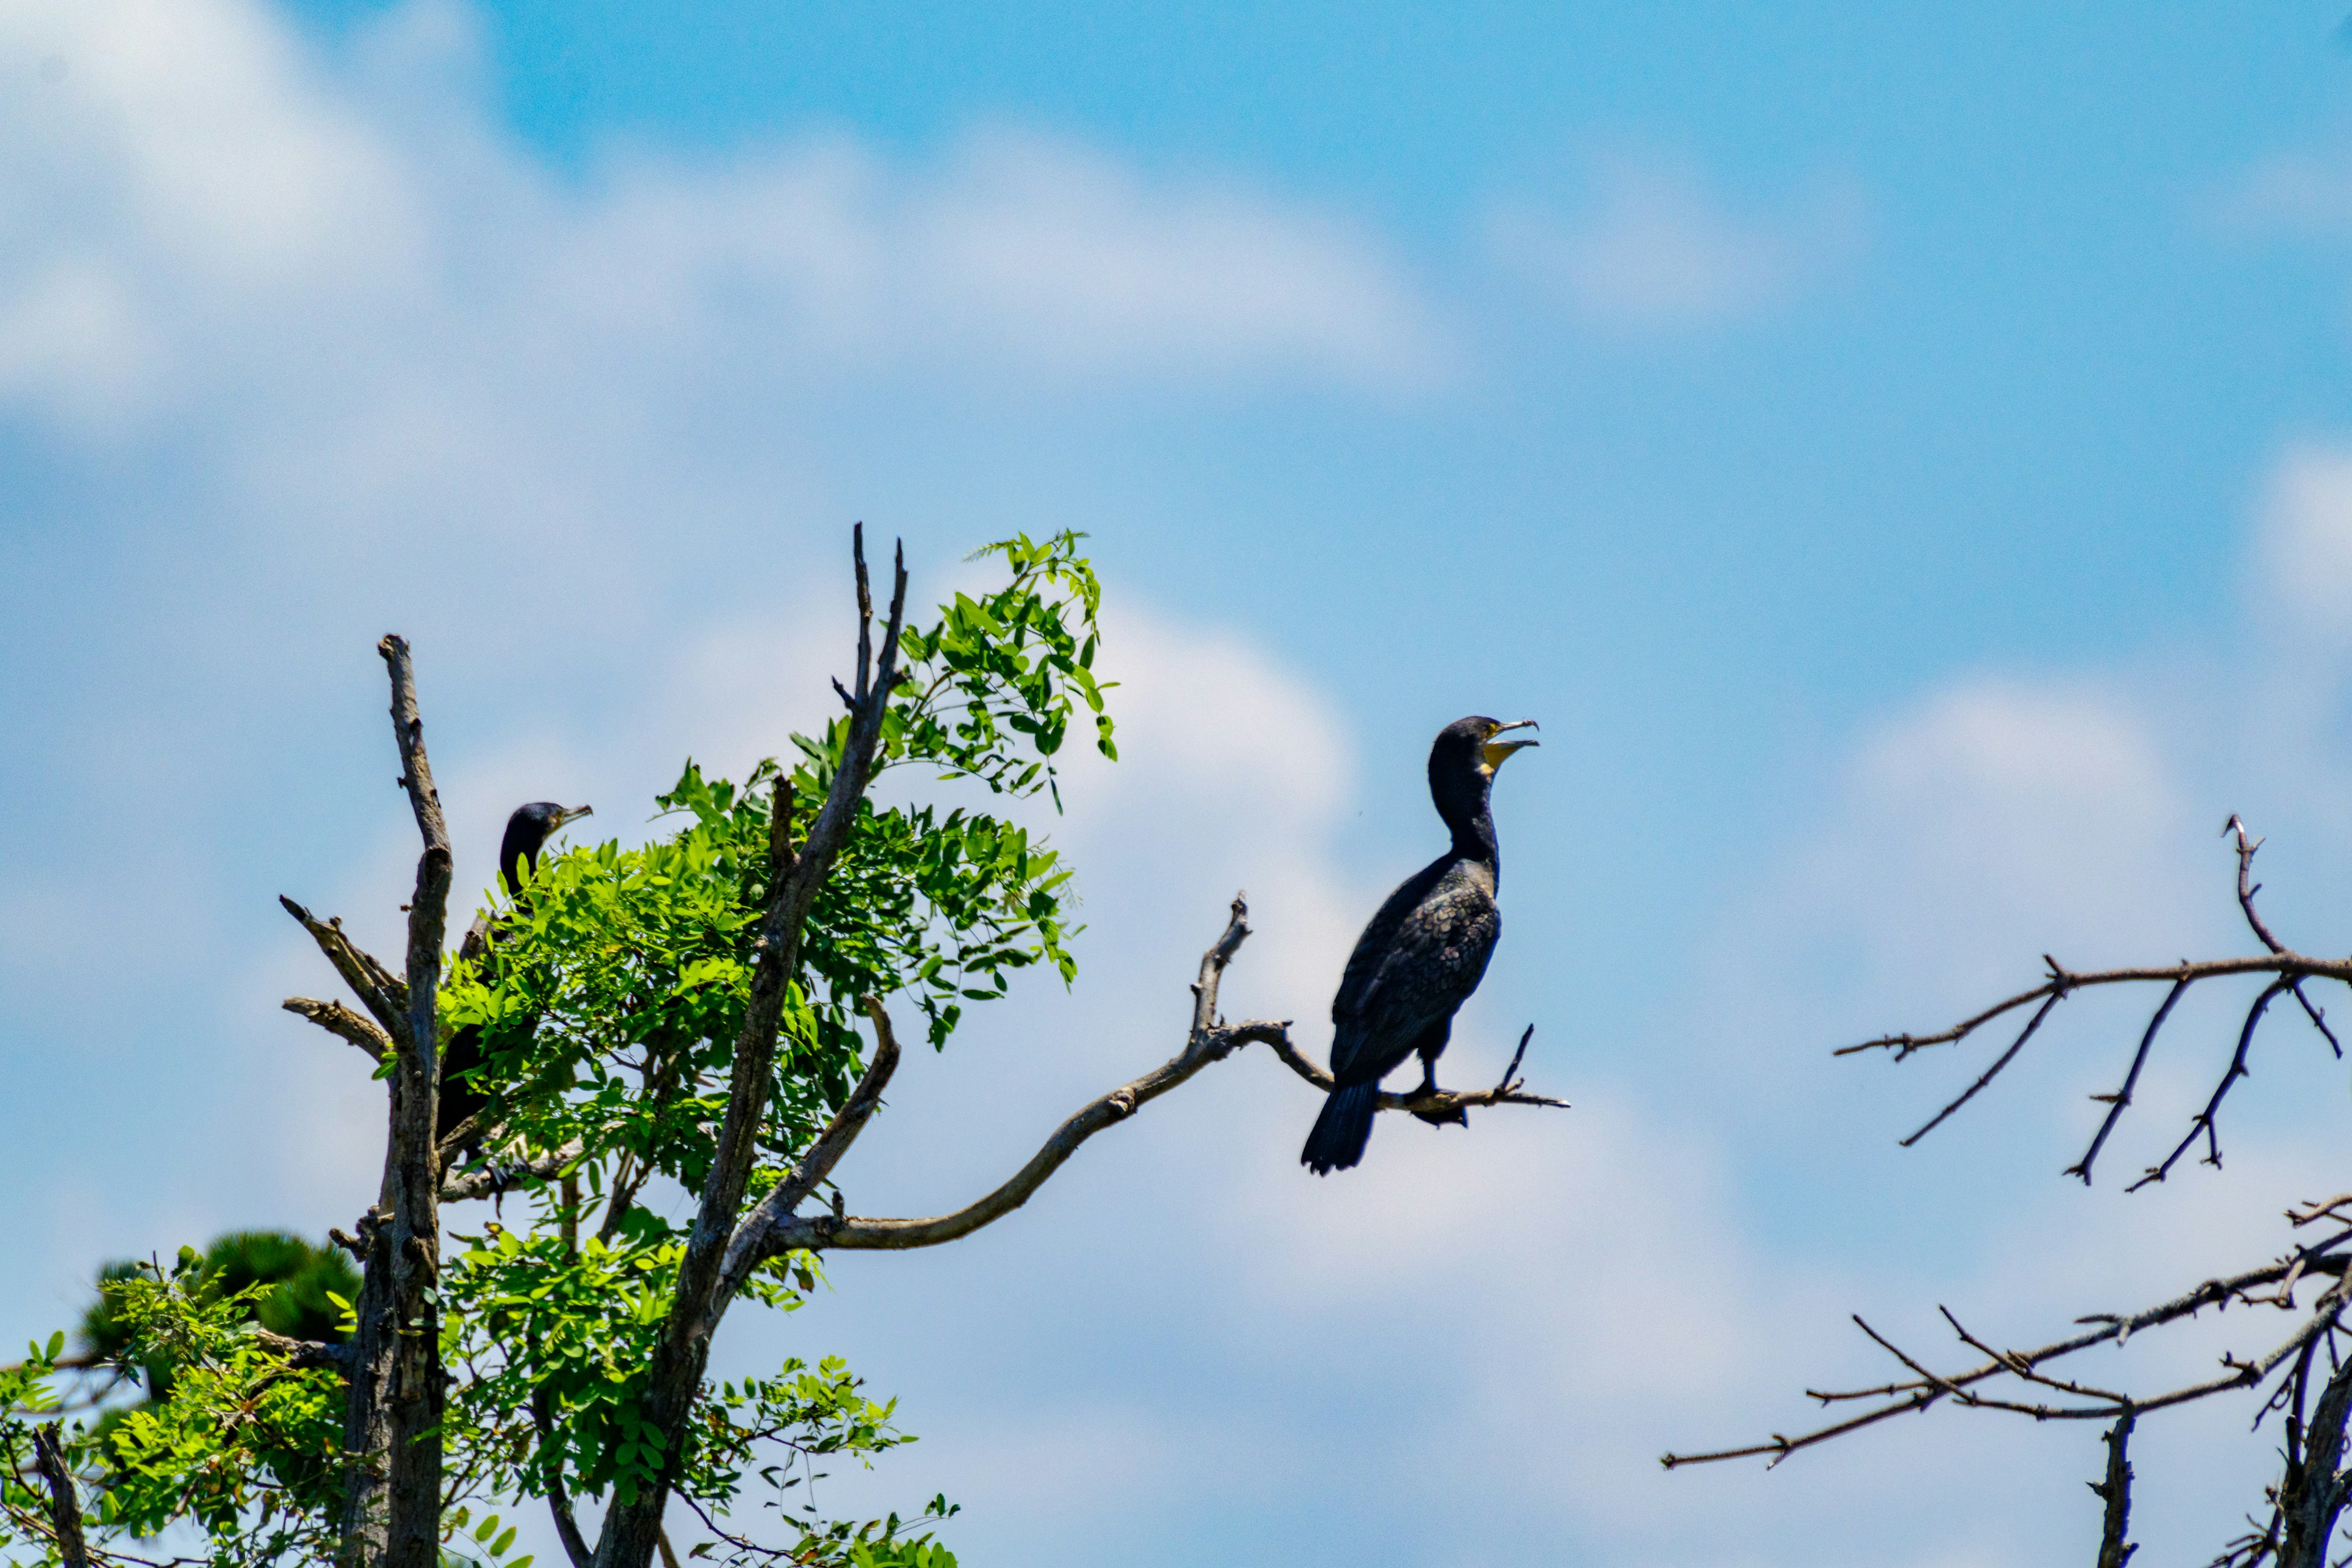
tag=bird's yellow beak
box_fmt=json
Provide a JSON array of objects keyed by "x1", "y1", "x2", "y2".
[
  {"x1": 1482, "y1": 720, "x2": 1539, "y2": 772},
  {"x1": 554, "y1": 804, "x2": 594, "y2": 829}
]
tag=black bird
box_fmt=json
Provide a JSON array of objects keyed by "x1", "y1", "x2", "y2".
[
  {"x1": 440, "y1": 801, "x2": 592, "y2": 1152},
  {"x1": 498, "y1": 802, "x2": 594, "y2": 905},
  {"x1": 1302, "y1": 717, "x2": 1537, "y2": 1175}
]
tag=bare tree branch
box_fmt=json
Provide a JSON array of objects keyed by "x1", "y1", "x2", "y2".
[
  {"x1": 595, "y1": 528, "x2": 911, "y2": 1568},
  {"x1": 2067, "y1": 978, "x2": 2185, "y2": 1185},
  {"x1": 1839, "y1": 955, "x2": 2352, "y2": 1063},
  {"x1": 2225, "y1": 816, "x2": 2341, "y2": 1060},
  {"x1": 2092, "y1": 1407, "x2": 2137, "y2": 1568},
  {"x1": 284, "y1": 997, "x2": 391, "y2": 1063},
  {"x1": 1665, "y1": 1251, "x2": 2352, "y2": 1469},
  {"x1": 712, "y1": 998, "x2": 905, "y2": 1329},
  {"x1": 435, "y1": 1138, "x2": 585, "y2": 1204},
  {"x1": 1259, "y1": 1022, "x2": 1569, "y2": 1117},
  {"x1": 314, "y1": 635, "x2": 455, "y2": 1568},
  {"x1": 757, "y1": 896, "x2": 1279, "y2": 1256},
  {"x1": 2279, "y1": 1337, "x2": 2352, "y2": 1568},
  {"x1": 1898, "y1": 986, "x2": 2065, "y2": 1148},
  {"x1": 755, "y1": 895, "x2": 1564, "y2": 1261},
  {"x1": 531, "y1": 1387, "x2": 593, "y2": 1568},
  {"x1": 252, "y1": 1329, "x2": 360, "y2": 1376},
  {"x1": 1844, "y1": 821, "x2": 2352, "y2": 1196},
  {"x1": 2128, "y1": 979, "x2": 2291, "y2": 1193},
  {"x1": 31, "y1": 1423, "x2": 91, "y2": 1568},
  {"x1": 277, "y1": 899, "x2": 410, "y2": 1053}
]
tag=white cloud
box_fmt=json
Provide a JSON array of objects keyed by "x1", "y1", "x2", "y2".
[
  {"x1": 0, "y1": 0, "x2": 1447, "y2": 434},
  {"x1": 2254, "y1": 443, "x2": 2352, "y2": 645},
  {"x1": 1487, "y1": 152, "x2": 1866, "y2": 333}
]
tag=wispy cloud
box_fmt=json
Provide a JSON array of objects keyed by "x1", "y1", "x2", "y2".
[
  {"x1": 1486, "y1": 151, "x2": 1867, "y2": 333},
  {"x1": 0, "y1": 0, "x2": 1452, "y2": 435}
]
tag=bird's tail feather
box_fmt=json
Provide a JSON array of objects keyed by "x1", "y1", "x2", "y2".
[{"x1": 1302, "y1": 1081, "x2": 1381, "y2": 1175}]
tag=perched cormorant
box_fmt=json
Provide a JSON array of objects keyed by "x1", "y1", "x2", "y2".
[
  {"x1": 1301, "y1": 717, "x2": 1536, "y2": 1175},
  {"x1": 498, "y1": 802, "x2": 593, "y2": 904},
  {"x1": 441, "y1": 802, "x2": 591, "y2": 1150}
]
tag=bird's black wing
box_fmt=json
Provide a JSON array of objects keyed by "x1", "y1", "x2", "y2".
[
  {"x1": 1332, "y1": 856, "x2": 1449, "y2": 1025},
  {"x1": 1329, "y1": 860, "x2": 1500, "y2": 1087}
]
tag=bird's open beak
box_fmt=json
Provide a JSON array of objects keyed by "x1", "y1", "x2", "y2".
[
  {"x1": 555, "y1": 804, "x2": 594, "y2": 829},
  {"x1": 1482, "y1": 720, "x2": 1539, "y2": 771}
]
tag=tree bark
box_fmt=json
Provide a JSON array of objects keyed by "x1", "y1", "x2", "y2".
[
  {"x1": 326, "y1": 636, "x2": 454, "y2": 1568},
  {"x1": 31, "y1": 1423, "x2": 91, "y2": 1568},
  {"x1": 592, "y1": 531, "x2": 907, "y2": 1568}
]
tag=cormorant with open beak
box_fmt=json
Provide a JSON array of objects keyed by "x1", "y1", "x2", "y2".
[{"x1": 1302, "y1": 717, "x2": 1537, "y2": 1175}]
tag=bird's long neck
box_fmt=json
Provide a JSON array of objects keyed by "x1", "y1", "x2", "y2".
[{"x1": 1440, "y1": 777, "x2": 1499, "y2": 875}]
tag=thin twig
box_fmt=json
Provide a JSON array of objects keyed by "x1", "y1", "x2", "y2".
[
  {"x1": 2128, "y1": 979, "x2": 2290, "y2": 1191},
  {"x1": 1899, "y1": 987, "x2": 2066, "y2": 1147},
  {"x1": 2067, "y1": 977, "x2": 2188, "y2": 1184}
]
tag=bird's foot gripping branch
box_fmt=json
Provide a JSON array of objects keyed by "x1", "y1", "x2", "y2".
[
  {"x1": 1666, "y1": 817, "x2": 2352, "y2": 1568},
  {"x1": 1, "y1": 529, "x2": 1567, "y2": 1568}
]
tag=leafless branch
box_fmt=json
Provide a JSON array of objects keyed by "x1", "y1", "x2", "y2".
[
  {"x1": 1898, "y1": 986, "x2": 2065, "y2": 1148},
  {"x1": 1845, "y1": 820, "x2": 2351, "y2": 1191},
  {"x1": 710, "y1": 998, "x2": 906, "y2": 1331},
  {"x1": 438, "y1": 1139, "x2": 584, "y2": 1205},
  {"x1": 1840, "y1": 955, "x2": 2352, "y2": 1062},
  {"x1": 277, "y1": 898, "x2": 410, "y2": 1053},
  {"x1": 2294, "y1": 1197, "x2": 2352, "y2": 1231},
  {"x1": 2128, "y1": 979, "x2": 2291, "y2": 1192},
  {"x1": 1664, "y1": 1250, "x2": 2352, "y2": 1469},
  {"x1": 284, "y1": 997, "x2": 391, "y2": 1063},
  {"x1": 31, "y1": 1423, "x2": 91, "y2": 1568},
  {"x1": 251, "y1": 1329, "x2": 359, "y2": 1376},
  {"x1": 530, "y1": 1386, "x2": 593, "y2": 1568},
  {"x1": 596, "y1": 527, "x2": 913, "y2": 1568},
  {"x1": 751, "y1": 895, "x2": 1564, "y2": 1261},
  {"x1": 2092, "y1": 1407, "x2": 2138, "y2": 1568},
  {"x1": 1259, "y1": 1025, "x2": 1570, "y2": 1117},
  {"x1": 2067, "y1": 978, "x2": 2185, "y2": 1184}
]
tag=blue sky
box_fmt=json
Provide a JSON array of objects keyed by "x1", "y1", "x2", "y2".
[{"x1": 10, "y1": 1, "x2": 2352, "y2": 1563}]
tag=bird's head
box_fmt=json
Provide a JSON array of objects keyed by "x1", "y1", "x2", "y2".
[
  {"x1": 514, "y1": 801, "x2": 594, "y2": 840},
  {"x1": 1434, "y1": 716, "x2": 1540, "y2": 779},
  {"x1": 1428, "y1": 717, "x2": 1537, "y2": 837},
  {"x1": 500, "y1": 802, "x2": 594, "y2": 897}
]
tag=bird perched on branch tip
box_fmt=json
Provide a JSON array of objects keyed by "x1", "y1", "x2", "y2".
[{"x1": 1302, "y1": 717, "x2": 1536, "y2": 1175}]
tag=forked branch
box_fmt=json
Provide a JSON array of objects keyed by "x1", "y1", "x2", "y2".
[
  {"x1": 1840, "y1": 818, "x2": 2349, "y2": 1186},
  {"x1": 752, "y1": 894, "x2": 1565, "y2": 1262}
]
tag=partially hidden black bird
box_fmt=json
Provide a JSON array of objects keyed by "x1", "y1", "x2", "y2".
[
  {"x1": 440, "y1": 801, "x2": 592, "y2": 1154},
  {"x1": 1301, "y1": 717, "x2": 1537, "y2": 1175}
]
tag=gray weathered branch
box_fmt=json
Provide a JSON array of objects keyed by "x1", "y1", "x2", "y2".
[
  {"x1": 253, "y1": 1329, "x2": 361, "y2": 1376},
  {"x1": 322, "y1": 635, "x2": 456, "y2": 1568},
  {"x1": 712, "y1": 998, "x2": 905, "y2": 1329},
  {"x1": 279, "y1": 899, "x2": 411, "y2": 1054},
  {"x1": 1261, "y1": 1022, "x2": 1569, "y2": 1117},
  {"x1": 1665, "y1": 1250, "x2": 2352, "y2": 1469},
  {"x1": 31, "y1": 1424, "x2": 91, "y2": 1568},
  {"x1": 756, "y1": 894, "x2": 1561, "y2": 1261},
  {"x1": 2091, "y1": 1408, "x2": 2136, "y2": 1568},
  {"x1": 438, "y1": 1139, "x2": 586, "y2": 1204},
  {"x1": 594, "y1": 528, "x2": 911, "y2": 1568},
  {"x1": 285, "y1": 997, "x2": 392, "y2": 1063}
]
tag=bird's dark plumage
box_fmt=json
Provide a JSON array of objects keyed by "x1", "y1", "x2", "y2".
[
  {"x1": 499, "y1": 801, "x2": 592, "y2": 903},
  {"x1": 442, "y1": 801, "x2": 591, "y2": 1154},
  {"x1": 1302, "y1": 716, "x2": 1536, "y2": 1175}
]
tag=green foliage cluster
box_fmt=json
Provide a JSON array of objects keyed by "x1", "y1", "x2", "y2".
[
  {"x1": 77, "y1": 1232, "x2": 358, "y2": 1406},
  {"x1": 3, "y1": 1251, "x2": 345, "y2": 1567},
  {"x1": 1, "y1": 533, "x2": 1117, "y2": 1567}
]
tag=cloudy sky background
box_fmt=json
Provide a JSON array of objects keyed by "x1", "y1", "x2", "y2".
[{"x1": 11, "y1": 1, "x2": 2352, "y2": 1562}]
